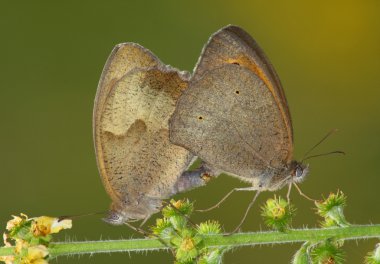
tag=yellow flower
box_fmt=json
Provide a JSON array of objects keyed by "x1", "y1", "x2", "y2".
[
  {"x1": 21, "y1": 245, "x2": 49, "y2": 264},
  {"x1": 0, "y1": 255, "x2": 14, "y2": 264},
  {"x1": 32, "y1": 217, "x2": 72, "y2": 236},
  {"x1": 15, "y1": 239, "x2": 29, "y2": 254},
  {"x1": 181, "y1": 237, "x2": 195, "y2": 251},
  {"x1": 3, "y1": 233, "x2": 11, "y2": 247},
  {"x1": 50, "y1": 218, "x2": 72, "y2": 234},
  {"x1": 172, "y1": 200, "x2": 183, "y2": 209},
  {"x1": 6, "y1": 214, "x2": 28, "y2": 231}
]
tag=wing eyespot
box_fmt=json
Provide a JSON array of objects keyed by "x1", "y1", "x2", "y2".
[{"x1": 198, "y1": 116, "x2": 204, "y2": 121}]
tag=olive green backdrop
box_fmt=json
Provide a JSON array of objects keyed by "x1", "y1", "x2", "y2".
[{"x1": 1, "y1": 1, "x2": 379, "y2": 263}]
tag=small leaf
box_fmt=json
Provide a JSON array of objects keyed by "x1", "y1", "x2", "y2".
[
  {"x1": 162, "y1": 200, "x2": 194, "y2": 230},
  {"x1": 198, "y1": 248, "x2": 225, "y2": 264},
  {"x1": 311, "y1": 239, "x2": 345, "y2": 264},
  {"x1": 197, "y1": 221, "x2": 221, "y2": 235},
  {"x1": 292, "y1": 242, "x2": 311, "y2": 264},
  {"x1": 316, "y1": 191, "x2": 350, "y2": 227},
  {"x1": 365, "y1": 243, "x2": 380, "y2": 264},
  {"x1": 172, "y1": 229, "x2": 203, "y2": 263},
  {"x1": 162, "y1": 199, "x2": 194, "y2": 218},
  {"x1": 150, "y1": 218, "x2": 173, "y2": 237}
]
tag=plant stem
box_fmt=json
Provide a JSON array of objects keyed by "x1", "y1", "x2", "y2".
[{"x1": 1, "y1": 224, "x2": 379, "y2": 257}]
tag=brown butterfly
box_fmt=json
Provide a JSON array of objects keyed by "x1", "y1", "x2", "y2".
[
  {"x1": 169, "y1": 25, "x2": 311, "y2": 232},
  {"x1": 93, "y1": 43, "x2": 208, "y2": 226}
]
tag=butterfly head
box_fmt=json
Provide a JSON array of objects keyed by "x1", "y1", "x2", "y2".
[
  {"x1": 289, "y1": 160, "x2": 309, "y2": 184},
  {"x1": 102, "y1": 203, "x2": 138, "y2": 225},
  {"x1": 102, "y1": 208, "x2": 127, "y2": 225}
]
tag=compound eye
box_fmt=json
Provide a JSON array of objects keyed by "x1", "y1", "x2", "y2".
[
  {"x1": 103, "y1": 211, "x2": 123, "y2": 225},
  {"x1": 110, "y1": 213, "x2": 121, "y2": 221},
  {"x1": 295, "y1": 166, "x2": 304, "y2": 178}
]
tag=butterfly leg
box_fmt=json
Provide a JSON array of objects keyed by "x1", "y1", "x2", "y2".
[
  {"x1": 125, "y1": 221, "x2": 175, "y2": 255},
  {"x1": 287, "y1": 183, "x2": 292, "y2": 204},
  {"x1": 294, "y1": 183, "x2": 316, "y2": 202},
  {"x1": 139, "y1": 215, "x2": 151, "y2": 228},
  {"x1": 197, "y1": 186, "x2": 258, "y2": 213},
  {"x1": 124, "y1": 221, "x2": 150, "y2": 237},
  {"x1": 226, "y1": 191, "x2": 261, "y2": 235}
]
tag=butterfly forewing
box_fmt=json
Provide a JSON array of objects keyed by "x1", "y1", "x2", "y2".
[
  {"x1": 94, "y1": 43, "x2": 162, "y2": 203},
  {"x1": 191, "y1": 25, "x2": 293, "y2": 157},
  {"x1": 94, "y1": 43, "x2": 195, "y2": 218},
  {"x1": 170, "y1": 65, "x2": 289, "y2": 182},
  {"x1": 99, "y1": 67, "x2": 193, "y2": 204}
]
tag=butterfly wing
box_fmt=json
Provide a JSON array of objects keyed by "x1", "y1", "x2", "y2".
[
  {"x1": 94, "y1": 44, "x2": 193, "y2": 216},
  {"x1": 193, "y1": 25, "x2": 293, "y2": 146},
  {"x1": 170, "y1": 26, "x2": 293, "y2": 183}
]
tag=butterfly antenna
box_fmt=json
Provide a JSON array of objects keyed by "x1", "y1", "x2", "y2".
[
  {"x1": 58, "y1": 211, "x2": 106, "y2": 221},
  {"x1": 301, "y1": 129, "x2": 339, "y2": 162},
  {"x1": 302, "y1": 150, "x2": 345, "y2": 162}
]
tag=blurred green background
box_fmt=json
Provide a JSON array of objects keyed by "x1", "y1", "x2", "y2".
[{"x1": 1, "y1": 1, "x2": 379, "y2": 263}]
